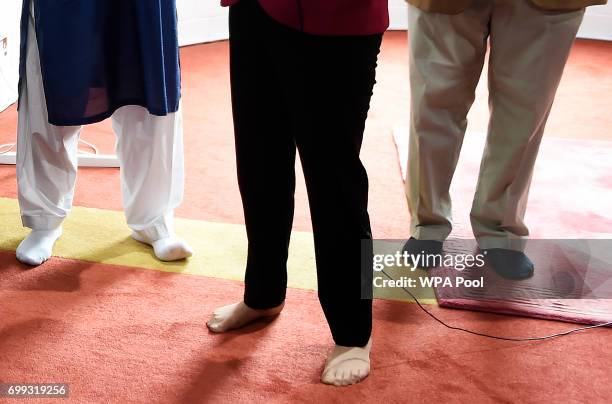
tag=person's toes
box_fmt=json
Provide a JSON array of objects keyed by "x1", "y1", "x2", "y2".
[
  {"x1": 131, "y1": 231, "x2": 193, "y2": 262},
  {"x1": 335, "y1": 371, "x2": 346, "y2": 387},
  {"x1": 206, "y1": 320, "x2": 222, "y2": 333},
  {"x1": 153, "y1": 238, "x2": 193, "y2": 261},
  {"x1": 16, "y1": 252, "x2": 42, "y2": 266},
  {"x1": 322, "y1": 367, "x2": 334, "y2": 384},
  {"x1": 322, "y1": 341, "x2": 371, "y2": 387}
]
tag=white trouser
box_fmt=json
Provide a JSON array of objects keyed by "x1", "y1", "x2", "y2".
[{"x1": 17, "y1": 7, "x2": 185, "y2": 241}]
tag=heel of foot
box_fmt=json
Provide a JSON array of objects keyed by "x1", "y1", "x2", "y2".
[{"x1": 131, "y1": 231, "x2": 147, "y2": 245}]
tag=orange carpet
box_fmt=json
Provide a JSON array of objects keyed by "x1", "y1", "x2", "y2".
[{"x1": 1, "y1": 251, "x2": 610, "y2": 403}]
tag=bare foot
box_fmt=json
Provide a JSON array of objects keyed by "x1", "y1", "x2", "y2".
[
  {"x1": 206, "y1": 301, "x2": 284, "y2": 333},
  {"x1": 321, "y1": 338, "x2": 372, "y2": 386}
]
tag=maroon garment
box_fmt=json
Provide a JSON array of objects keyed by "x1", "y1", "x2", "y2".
[{"x1": 220, "y1": 0, "x2": 389, "y2": 35}]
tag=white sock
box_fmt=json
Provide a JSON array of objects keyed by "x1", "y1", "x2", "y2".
[
  {"x1": 16, "y1": 227, "x2": 63, "y2": 266},
  {"x1": 131, "y1": 231, "x2": 193, "y2": 262},
  {"x1": 207, "y1": 301, "x2": 284, "y2": 333},
  {"x1": 321, "y1": 338, "x2": 372, "y2": 387}
]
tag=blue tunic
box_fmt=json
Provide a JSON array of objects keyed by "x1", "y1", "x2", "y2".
[{"x1": 19, "y1": 0, "x2": 181, "y2": 126}]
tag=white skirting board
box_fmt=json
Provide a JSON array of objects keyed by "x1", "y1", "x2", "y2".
[{"x1": 0, "y1": 152, "x2": 120, "y2": 167}]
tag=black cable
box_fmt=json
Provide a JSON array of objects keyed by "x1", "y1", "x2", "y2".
[{"x1": 380, "y1": 269, "x2": 612, "y2": 341}]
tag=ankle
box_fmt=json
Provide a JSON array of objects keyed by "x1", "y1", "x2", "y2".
[
  {"x1": 245, "y1": 301, "x2": 285, "y2": 315},
  {"x1": 32, "y1": 226, "x2": 63, "y2": 235}
]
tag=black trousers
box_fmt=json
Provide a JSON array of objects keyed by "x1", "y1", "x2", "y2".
[{"x1": 229, "y1": 0, "x2": 382, "y2": 347}]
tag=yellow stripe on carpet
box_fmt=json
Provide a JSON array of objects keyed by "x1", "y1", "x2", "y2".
[{"x1": 0, "y1": 197, "x2": 435, "y2": 303}]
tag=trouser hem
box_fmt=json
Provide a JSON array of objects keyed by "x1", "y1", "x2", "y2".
[
  {"x1": 244, "y1": 293, "x2": 286, "y2": 311},
  {"x1": 331, "y1": 325, "x2": 372, "y2": 348},
  {"x1": 129, "y1": 212, "x2": 174, "y2": 241},
  {"x1": 333, "y1": 336, "x2": 372, "y2": 348},
  {"x1": 21, "y1": 214, "x2": 65, "y2": 230},
  {"x1": 477, "y1": 237, "x2": 527, "y2": 252},
  {"x1": 412, "y1": 225, "x2": 451, "y2": 242}
]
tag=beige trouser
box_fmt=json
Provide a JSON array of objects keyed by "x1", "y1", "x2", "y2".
[{"x1": 406, "y1": 0, "x2": 585, "y2": 250}]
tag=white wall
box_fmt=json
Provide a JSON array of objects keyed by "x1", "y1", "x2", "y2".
[
  {"x1": 177, "y1": 0, "x2": 229, "y2": 46},
  {"x1": 176, "y1": 1, "x2": 612, "y2": 42},
  {"x1": 578, "y1": 3, "x2": 612, "y2": 40},
  {"x1": 0, "y1": 0, "x2": 21, "y2": 111},
  {"x1": 389, "y1": 1, "x2": 612, "y2": 40},
  {"x1": 389, "y1": 0, "x2": 409, "y2": 30}
]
